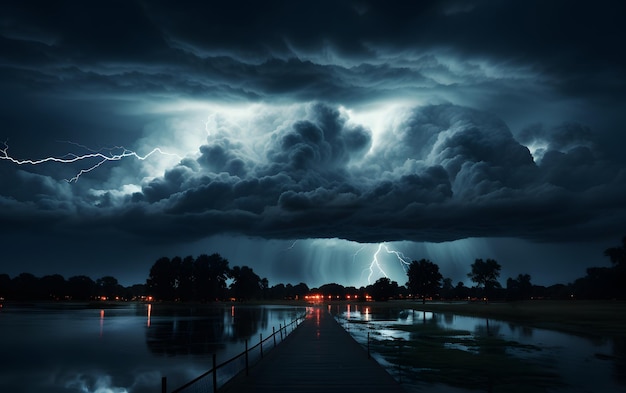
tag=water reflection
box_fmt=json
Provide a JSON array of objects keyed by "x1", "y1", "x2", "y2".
[
  {"x1": 333, "y1": 305, "x2": 626, "y2": 393},
  {"x1": 145, "y1": 305, "x2": 272, "y2": 357},
  {"x1": 0, "y1": 303, "x2": 304, "y2": 393},
  {"x1": 99, "y1": 309, "x2": 104, "y2": 337}
]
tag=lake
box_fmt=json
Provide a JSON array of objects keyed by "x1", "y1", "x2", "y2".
[
  {"x1": 3, "y1": 301, "x2": 625, "y2": 393},
  {"x1": 0, "y1": 302, "x2": 305, "y2": 393},
  {"x1": 331, "y1": 304, "x2": 626, "y2": 393}
]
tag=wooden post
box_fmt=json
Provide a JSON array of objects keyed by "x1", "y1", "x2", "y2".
[
  {"x1": 260, "y1": 333, "x2": 264, "y2": 358},
  {"x1": 245, "y1": 339, "x2": 249, "y2": 376},
  {"x1": 367, "y1": 331, "x2": 370, "y2": 359},
  {"x1": 273, "y1": 326, "x2": 276, "y2": 348},
  {"x1": 161, "y1": 376, "x2": 166, "y2": 393},
  {"x1": 279, "y1": 323, "x2": 283, "y2": 341},
  {"x1": 212, "y1": 354, "x2": 217, "y2": 392}
]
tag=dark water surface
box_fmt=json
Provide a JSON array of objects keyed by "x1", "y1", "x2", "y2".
[
  {"x1": 0, "y1": 302, "x2": 304, "y2": 393},
  {"x1": 332, "y1": 304, "x2": 626, "y2": 393}
]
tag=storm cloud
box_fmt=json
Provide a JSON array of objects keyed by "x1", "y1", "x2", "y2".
[
  {"x1": 3, "y1": 102, "x2": 624, "y2": 246},
  {"x1": 1, "y1": 0, "x2": 625, "y2": 285}
]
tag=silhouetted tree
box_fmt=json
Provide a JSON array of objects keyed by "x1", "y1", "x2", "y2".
[
  {"x1": 292, "y1": 282, "x2": 310, "y2": 299},
  {"x1": 175, "y1": 256, "x2": 195, "y2": 301},
  {"x1": 573, "y1": 267, "x2": 614, "y2": 299},
  {"x1": 371, "y1": 277, "x2": 399, "y2": 301},
  {"x1": 318, "y1": 283, "x2": 346, "y2": 300},
  {"x1": 441, "y1": 277, "x2": 454, "y2": 299},
  {"x1": 506, "y1": 274, "x2": 532, "y2": 300},
  {"x1": 260, "y1": 278, "x2": 269, "y2": 298},
  {"x1": 147, "y1": 257, "x2": 177, "y2": 301},
  {"x1": 96, "y1": 276, "x2": 124, "y2": 299},
  {"x1": 396, "y1": 284, "x2": 410, "y2": 298},
  {"x1": 406, "y1": 259, "x2": 443, "y2": 303},
  {"x1": 126, "y1": 283, "x2": 147, "y2": 299},
  {"x1": 455, "y1": 281, "x2": 470, "y2": 299},
  {"x1": 230, "y1": 266, "x2": 263, "y2": 300},
  {"x1": 40, "y1": 274, "x2": 66, "y2": 300},
  {"x1": 67, "y1": 275, "x2": 96, "y2": 300},
  {"x1": 544, "y1": 283, "x2": 572, "y2": 299},
  {"x1": 468, "y1": 258, "x2": 502, "y2": 301},
  {"x1": 269, "y1": 283, "x2": 286, "y2": 299},
  {"x1": 193, "y1": 253, "x2": 230, "y2": 301},
  {"x1": 344, "y1": 285, "x2": 360, "y2": 299},
  {"x1": 0, "y1": 273, "x2": 11, "y2": 298},
  {"x1": 12, "y1": 272, "x2": 40, "y2": 300}
]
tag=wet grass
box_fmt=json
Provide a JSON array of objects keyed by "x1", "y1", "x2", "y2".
[{"x1": 369, "y1": 322, "x2": 564, "y2": 392}]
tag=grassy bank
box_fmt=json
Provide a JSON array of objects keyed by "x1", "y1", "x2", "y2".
[{"x1": 348, "y1": 299, "x2": 626, "y2": 338}]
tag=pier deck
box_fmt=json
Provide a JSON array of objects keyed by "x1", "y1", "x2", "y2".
[{"x1": 220, "y1": 306, "x2": 404, "y2": 393}]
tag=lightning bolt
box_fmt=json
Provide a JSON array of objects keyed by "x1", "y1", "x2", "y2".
[
  {"x1": 285, "y1": 240, "x2": 298, "y2": 251},
  {"x1": 384, "y1": 244, "x2": 412, "y2": 273},
  {"x1": 352, "y1": 245, "x2": 365, "y2": 264},
  {"x1": 366, "y1": 243, "x2": 413, "y2": 284},
  {"x1": 367, "y1": 244, "x2": 388, "y2": 283},
  {"x1": 1, "y1": 140, "x2": 181, "y2": 183}
]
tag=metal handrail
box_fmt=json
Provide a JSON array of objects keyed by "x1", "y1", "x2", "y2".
[{"x1": 164, "y1": 313, "x2": 306, "y2": 393}]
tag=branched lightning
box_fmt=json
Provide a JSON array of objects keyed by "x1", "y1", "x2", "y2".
[
  {"x1": 367, "y1": 244, "x2": 388, "y2": 283},
  {"x1": 366, "y1": 243, "x2": 412, "y2": 284},
  {"x1": 384, "y1": 244, "x2": 412, "y2": 273},
  {"x1": 1, "y1": 140, "x2": 181, "y2": 183}
]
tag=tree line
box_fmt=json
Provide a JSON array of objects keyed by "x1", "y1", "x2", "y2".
[
  {"x1": 403, "y1": 236, "x2": 626, "y2": 301},
  {"x1": 1, "y1": 236, "x2": 624, "y2": 302},
  {"x1": 0, "y1": 273, "x2": 146, "y2": 301}
]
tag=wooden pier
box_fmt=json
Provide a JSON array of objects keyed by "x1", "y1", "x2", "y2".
[{"x1": 219, "y1": 306, "x2": 405, "y2": 393}]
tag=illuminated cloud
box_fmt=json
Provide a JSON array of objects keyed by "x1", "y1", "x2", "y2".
[{"x1": 5, "y1": 101, "x2": 622, "y2": 247}]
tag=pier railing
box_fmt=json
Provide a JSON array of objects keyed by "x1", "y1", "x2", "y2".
[{"x1": 162, "y1": 313, "x2": 306, "y2": 393}]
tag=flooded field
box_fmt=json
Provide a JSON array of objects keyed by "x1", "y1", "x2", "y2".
[{"x1": 332, "y1": 304, "x2": 626, "y2": 393}]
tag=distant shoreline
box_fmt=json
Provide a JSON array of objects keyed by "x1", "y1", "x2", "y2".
[{"x1": 4, "y1": 298, "x2": 625, "y2": 338}]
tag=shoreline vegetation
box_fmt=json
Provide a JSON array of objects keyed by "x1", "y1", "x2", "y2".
[{"x1": 339, "y1": 299, "x2": 626, "y2": 339}]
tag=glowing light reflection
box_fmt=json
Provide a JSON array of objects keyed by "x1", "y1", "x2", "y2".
[{"x1": 99, "y1": 309, "x2": 104, "y2": 337}]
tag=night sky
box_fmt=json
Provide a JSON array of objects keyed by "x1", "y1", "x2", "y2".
[{"x1": 1, "y1": 1, "x2": 625, "y2": 288}]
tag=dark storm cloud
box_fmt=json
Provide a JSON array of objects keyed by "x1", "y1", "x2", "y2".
[
  {"x1": 3, "y1": 0, "x2": 623, "y2": 107},
  {"x1": 6, "y1": 103, "x2": 622, "y2": 246},
  {"x1": 1, "y1": 0, "x2": 626, "y2": 284},
  {"x1": 143, "y1": 104, "x2": 626, "y2": 243}
]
